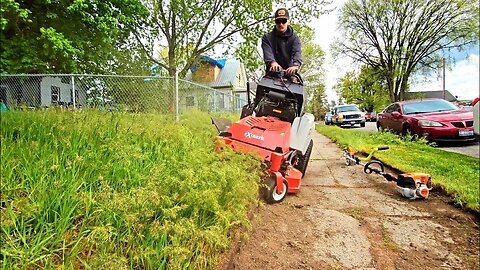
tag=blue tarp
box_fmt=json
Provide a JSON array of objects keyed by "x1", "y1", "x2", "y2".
[
  {"x1": 190, "y1": 56, "x2": 226, "y2": 73},
  {"x1": 201, "y1": 55, "x2": 226, "y2": 68},
  {"x1": 0, "y1": 103, "x2": 8, "y2": 112}
]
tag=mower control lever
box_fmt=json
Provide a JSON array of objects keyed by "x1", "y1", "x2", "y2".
[
  {"x1": 377, "y1": 146, "x2": 389, "y2": 151},
  {"x1": 267, "y1": 70, "x2": 303, "y2": 85}
]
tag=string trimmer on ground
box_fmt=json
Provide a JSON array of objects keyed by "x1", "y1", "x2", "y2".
[{"x1": 343, "y1": 146, "x2": 432, "y2": 199}]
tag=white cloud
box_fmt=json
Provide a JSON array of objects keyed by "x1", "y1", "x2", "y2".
[
  {"x1": 411, "y1": 54, "x2": 480, "y2": 100},
  {"x1": 312, "y1": 0, "x2": 350, "y2": 103}
]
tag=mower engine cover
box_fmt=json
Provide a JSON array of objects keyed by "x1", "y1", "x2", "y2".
[
  {"x1": 254, "y1": 74, "x2": 305, "y2": 123},
  {"x1": 227, "y1": 115, "x2": 292, "y2": 157},
  {"x1": 250, "y1": 72, "x2": 314, "y2": 155}
]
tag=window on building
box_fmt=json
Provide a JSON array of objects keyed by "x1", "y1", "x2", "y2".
[
  {"x1": 0, "y1": 86, "x2": 7, "y2": 103},
  {"x1": 60, "y1": 77, "x2": 68, "y2": 84},
  {"x1": 186, "y1": 96, "x2": 195, "y2": 107},
  {"x1": 51, "y1": 86, "x2": 60, "y2": 104},
  {"x1": 71, "y1": 89, "x2": 79, "y2": 103},
  {"x1": 218, "y1": 93, "x2": 225, "y2": 109}
]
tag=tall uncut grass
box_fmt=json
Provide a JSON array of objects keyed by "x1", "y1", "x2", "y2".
[
  {"x1": 1, "y1": 109, "x2": 263, "y2": 269},
  {"x1": 317, "y1": 124, "x2": 479, "y2": 211}
]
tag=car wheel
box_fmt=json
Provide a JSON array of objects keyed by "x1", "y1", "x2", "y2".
[
  {"x1": 360, "y1": 122, "x2": 365, "y2": 128},
  {"x1": 377, "y1": 123, "x2": 384, "y2": 132},
  {"x1": 403, "y1": 125, "x2": 418, "y2": 140}
]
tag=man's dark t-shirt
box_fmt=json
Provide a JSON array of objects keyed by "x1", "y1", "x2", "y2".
[{"x1": 261, "y1": 26, "x2": 302, "y2": 71}]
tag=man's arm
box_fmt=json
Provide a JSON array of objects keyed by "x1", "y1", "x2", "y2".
[
  {"x1": 291, "y1": 33, "x2": 302, "y2": 67},
  {"x1": 261, "y1": 34, "x2": 276, "y2": 65},
  {"x1": 285, "y1": 33, "x2": 302, "y2": 75}
]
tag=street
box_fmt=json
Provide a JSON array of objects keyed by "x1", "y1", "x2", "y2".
[{"x1": 346, "y1": 121, "x2": 479, "y2": 158}]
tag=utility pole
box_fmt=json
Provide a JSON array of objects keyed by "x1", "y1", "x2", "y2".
[{"x1": 442, "y1": 58, "x2": 446, "y2": 100}]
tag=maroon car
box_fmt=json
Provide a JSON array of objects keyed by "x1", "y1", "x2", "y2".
[{"x1": 377, "y1": 99, "x2": 475, "y2": 142}]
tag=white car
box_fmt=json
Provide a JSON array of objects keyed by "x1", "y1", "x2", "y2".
[{"x1": 332, "y1": 104, "x2": 365, "y2": 128}]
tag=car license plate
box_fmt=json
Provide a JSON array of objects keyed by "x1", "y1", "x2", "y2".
[{"x1": 459, "y1": 130, "x2": 473, "y2": 136}]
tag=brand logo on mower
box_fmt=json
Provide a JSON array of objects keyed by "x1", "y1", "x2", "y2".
[{"x1": 244, "y1": 132, "x2": 264, "y2": 141}]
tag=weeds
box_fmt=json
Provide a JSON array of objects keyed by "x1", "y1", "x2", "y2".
[
  {"x1": 1, "y1": 109, "x2": 263, "y2": 269},
  {"x1": 345, "y1": 207, "x2": 367, "y2": 225}
]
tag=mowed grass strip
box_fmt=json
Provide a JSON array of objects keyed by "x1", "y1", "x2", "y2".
[
  {"x1": 316, "y1": 124, "x2": 479, "y2": 211},
  {"x1": 1, "y1": 109, "x2": 263, "y2": 269}
]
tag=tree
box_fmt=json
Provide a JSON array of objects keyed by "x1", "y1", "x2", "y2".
[
  {"x1": 334, "y1": 65, "x2": 390, "y2": 112},
  {"x1": 135, "y1": 0, "x2": 332, "y2": 78},
  {"x1": 1, "y1": 0, "x2": 148, "y2": 74},
  {"x1": 110, "y1": 39, "x2": 156, "y2": 76},
  {"x1": 333, "y1": 0, "x2": 479, "y2": 102}
]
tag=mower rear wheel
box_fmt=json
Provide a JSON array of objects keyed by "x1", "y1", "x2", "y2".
[
  {"x1": 295, "y1": 139, "x2": 313, "y2": 178},
  {"x1": 262, "y1": 175, "x2": 288, "y2": 204}
]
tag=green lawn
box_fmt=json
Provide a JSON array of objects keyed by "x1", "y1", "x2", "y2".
[
  {"x1": 316, "y1": 124, "x2": 479, "y2": 212},
  {"x1": 1, "y1": 109, "x2": 263, "y2": 269}
]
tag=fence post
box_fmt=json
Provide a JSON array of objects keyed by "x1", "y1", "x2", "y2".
[
  {"x1": 71, "y1": 75, "x2": 76, "y2": 108},
  {"x1": 175, "y1": 71, "x2": 179, "y2": 121}
]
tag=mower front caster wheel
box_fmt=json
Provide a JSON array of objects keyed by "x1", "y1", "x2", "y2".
[{"x1": 262, "y1": 175, "x2": 288, "y2": 204}]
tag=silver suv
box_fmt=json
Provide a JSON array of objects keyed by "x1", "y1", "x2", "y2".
[{"x1": 332, "y1": 104, "x2": 365, "y2": 127}]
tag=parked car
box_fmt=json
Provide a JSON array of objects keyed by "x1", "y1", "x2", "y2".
[
  {"x1": 365, "y1": 111, "x2": 377, "y2": 122},
  {"x1": 324, "y1": 112, "x2": 333, "y2": 125},
  {"x1": 332, "y1": 104, "x2": 365, "y2": 127},
  {"x1": 473, "y1": 97, "x2": 479, "y2": 140},
  {"x1": 376, "y1": 98, "x2": 475, "y2": 142}
]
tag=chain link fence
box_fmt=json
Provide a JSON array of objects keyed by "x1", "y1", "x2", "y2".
[{"x1": 0, "y1": 74, "x2": 247, "y2": 118}]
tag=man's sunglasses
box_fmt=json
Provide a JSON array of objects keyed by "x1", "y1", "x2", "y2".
[{"x1": 275, "y1": 18, "x2": 287, "y2": 25}]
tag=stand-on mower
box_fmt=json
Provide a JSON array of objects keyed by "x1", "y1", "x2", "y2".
[{"x1": 212, "y1": 71, "x2": 315, "y2": 203}]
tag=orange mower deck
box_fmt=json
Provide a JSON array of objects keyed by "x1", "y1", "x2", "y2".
[{"x1": 216, "y1": 115, "x2": 303, "y2": 196}]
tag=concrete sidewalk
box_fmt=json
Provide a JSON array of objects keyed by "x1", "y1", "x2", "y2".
[{"x1": 228, "y1": 130, "x2": 478, "y2": 269}]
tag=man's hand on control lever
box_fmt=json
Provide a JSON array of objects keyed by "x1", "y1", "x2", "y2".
[
  {"x1": 269, "y1": 62, "x2": 282, "y2": 72},
  {"x1": 286, "y1": 65, "x2": 299, "y2": 75},
  {"x1": 270, "y1": 62, "x2": 299, "y2": 75}
]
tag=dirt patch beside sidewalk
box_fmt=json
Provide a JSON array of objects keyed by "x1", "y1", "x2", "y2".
[{"x1": 218, "y1": 131, "x2": 479, "y2": 270}]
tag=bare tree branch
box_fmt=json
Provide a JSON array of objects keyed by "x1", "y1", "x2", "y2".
[{"x1": 334, "y1": 0, "x2": 478, "y2": 102}]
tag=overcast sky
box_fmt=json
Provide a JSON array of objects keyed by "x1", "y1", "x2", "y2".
[{"x1": 312, "y1": 1, "x2": 479, "y2": 102}]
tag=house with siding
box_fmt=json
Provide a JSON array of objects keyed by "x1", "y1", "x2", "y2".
[
  {"x1": 406, "y1": 90, "x2": 457, "y2": 102},
  {"x1": 0, "y1": 76, "x2": 86, "y2": 108},
  {"x1": 185, "y1": 56, "x2": 250, "y2": 111}
]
